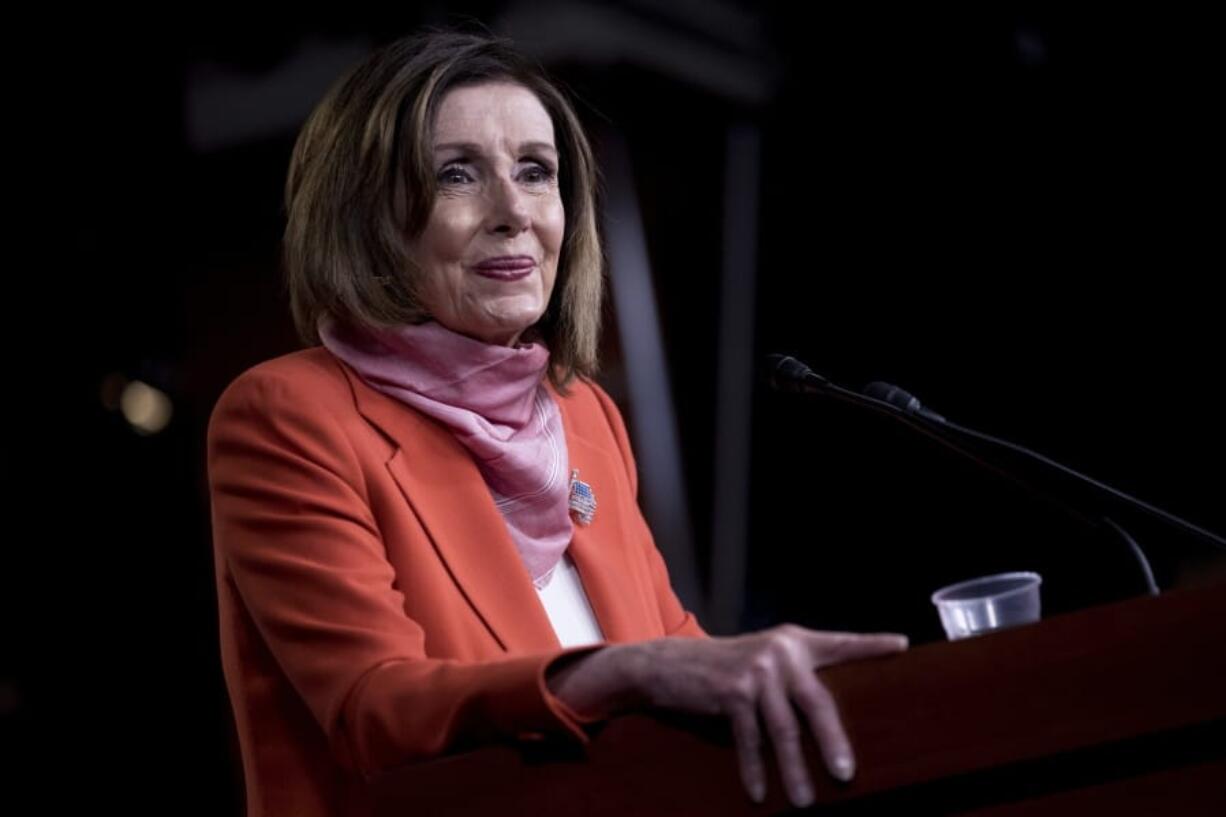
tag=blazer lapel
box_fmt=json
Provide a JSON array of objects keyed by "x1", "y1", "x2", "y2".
[
  {"x1": 341, "y1": 363, "x2": 561, "y2": 653},
  {"x1": 554, "y1": 387, "x2": 662, "y2": 643}
]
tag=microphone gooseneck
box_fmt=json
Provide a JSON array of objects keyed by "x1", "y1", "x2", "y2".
[{"x1": 764, "y1": 353, "x2": 1226, "y2": 595}]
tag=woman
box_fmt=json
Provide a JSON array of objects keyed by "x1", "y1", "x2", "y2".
[{"x1": 208, "y1": 29, "x2": 908, "y2": 817}]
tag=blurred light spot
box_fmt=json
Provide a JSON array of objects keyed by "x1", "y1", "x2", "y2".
[
  {"x1": 1015, "y1": 27, "x2": 1048, "y2": 67},
  {"x1": 120, "y1": 380, "x2": 173, "y2": 435},
  {"x1": 100, "y1": 372, "x2": 128, "y2": 411},
  {"x1": 0, "y1": 679, "x2": 18, "y2": 717}
]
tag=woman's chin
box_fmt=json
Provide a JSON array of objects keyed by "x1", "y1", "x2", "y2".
[{"x1": 464, "y1": 309, "x2": 545, "y2": 347}]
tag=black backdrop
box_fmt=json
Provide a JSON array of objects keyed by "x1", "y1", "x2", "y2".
[{"x1": 11, "y1": 5, "x2": 1223, "y2": 814}]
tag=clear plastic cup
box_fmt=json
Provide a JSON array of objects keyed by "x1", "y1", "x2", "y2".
[{"x1": 930, "y1": 571, "x2": 1043, "y2": 640}]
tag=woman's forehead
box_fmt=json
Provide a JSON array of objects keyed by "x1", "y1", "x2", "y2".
[{"x1": 432, "y1": 82, "x2": 555, "y2": 150}]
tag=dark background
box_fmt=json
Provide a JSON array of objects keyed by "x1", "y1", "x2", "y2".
[{"x1": 9, "y1": 4, "x2": 1223, "y2": 813}]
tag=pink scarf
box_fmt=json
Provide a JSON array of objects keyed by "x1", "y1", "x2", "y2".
[{"x1": 319, "y1": 317, "x2": 573, "y2": 589}]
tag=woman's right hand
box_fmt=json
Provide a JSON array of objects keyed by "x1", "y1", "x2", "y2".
[{"x1": 548, "y1": 625, "x2": 908, "y2": 809}]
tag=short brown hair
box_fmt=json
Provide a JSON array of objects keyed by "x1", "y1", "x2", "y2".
[{"x1": 284, "y1": 28, "x2": 604, "y2": 387}]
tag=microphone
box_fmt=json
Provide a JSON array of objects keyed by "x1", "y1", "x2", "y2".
[
  {"x1": 765, "y1": 354, "x2": 827, "y2": 394},
  {"x1": 764, "y1": 353, "x2": 1226, "y2": 589},
  {"x1": 863, "y1": 381, "x2": 947, "y2": 424},
  {"x1": 765, "y1": 355, "x2": 943, "y2": 423}
]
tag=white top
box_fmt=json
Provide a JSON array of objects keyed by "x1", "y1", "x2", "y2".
[{"x1": 536, "y1": 551, "x2": 606, "y2": 647}]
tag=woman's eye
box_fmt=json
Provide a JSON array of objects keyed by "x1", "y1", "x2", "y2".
[
  {"x1": 521, "y1": 164, "x2": 555, "y2": 184},
  {"x1": 438, "y1": 166, "x2": 472, "y2": 184},
  {"x1": 437, "y1": 162, "x2": 554, "y2": 186}
]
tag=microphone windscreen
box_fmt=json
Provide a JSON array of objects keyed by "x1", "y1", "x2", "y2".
[{"x1": 864, "y1": 381, "x2": 921, "y2": 413}]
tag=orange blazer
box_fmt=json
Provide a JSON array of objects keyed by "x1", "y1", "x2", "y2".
[{"x1": 207, "y1": 347, "x2": 707, "y2": 817}]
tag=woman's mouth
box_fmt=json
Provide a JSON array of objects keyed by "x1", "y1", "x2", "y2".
[{"x1": 473, "y1": 256, "x2": 535, "y2": 281}]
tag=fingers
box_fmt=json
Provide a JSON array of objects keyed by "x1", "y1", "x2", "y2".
[
  {"x1": 791, "y1": 672, "x2": 856, "y2": 783},
  {"x1": 728, "y1": 704, "x2": 767, "y2": 804},
  {"x1": 808, "y1": 631, "x2": 909, "y2": 667},
  {"x1": 708, "y1": 626, "x2": 909, "y2": 807},
  {"x1": 760, "y1": 681, "x2": 816, "y2": 808}
]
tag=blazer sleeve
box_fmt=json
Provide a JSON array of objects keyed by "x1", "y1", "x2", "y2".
[
  {"x1": 207, "y1": 367, "x2": 603, "y2": 781},
  {"x1": 587, "y1": 381, "x2": 709, "y2": 640}
]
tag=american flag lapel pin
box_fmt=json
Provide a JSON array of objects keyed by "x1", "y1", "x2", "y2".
[{"x1": 568, "y1": 469, "x2": 597, "y2": 526}]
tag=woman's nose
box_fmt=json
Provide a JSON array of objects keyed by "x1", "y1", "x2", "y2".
[{"x1": 485, "y1": 176, "x2": 532, "y2": 235}]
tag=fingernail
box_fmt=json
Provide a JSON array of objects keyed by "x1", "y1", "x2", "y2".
[
  {"x1": 833, "y1": 754, "x2": 855, "y2": 781},
  {"x1": 794, "y1": 782, "x2": 814, "y2": 807},
  {"x1": 750, "y1": 781, "x2": 765, "y2": 803}
]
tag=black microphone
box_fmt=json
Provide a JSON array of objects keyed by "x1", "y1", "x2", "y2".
[
  {"x1": 863, "y1": 381, "x2": 947, "y2": 424},
  {"x1": 765, "y1": 354, "x2": 828, "y2": 394},
  {"x1": 764, "y1": 353, "x2": 1226, "y2": 583},
  {"x1": 765, "y1": 356, "x2": 941, "y2": 423}
]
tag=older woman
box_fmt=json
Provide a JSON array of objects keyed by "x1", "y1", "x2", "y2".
[{"x1": 207, "y1": 29, "x2": 907, "y2": 817}]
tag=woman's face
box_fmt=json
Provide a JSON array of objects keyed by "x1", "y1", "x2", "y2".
[{"x1": 410, "y1": 81, "x2": 565, "y2": 347}]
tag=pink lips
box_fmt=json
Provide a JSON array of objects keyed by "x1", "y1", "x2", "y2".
[{"x1": 473, "y1": 255, "x2": 535, "y2": 281}]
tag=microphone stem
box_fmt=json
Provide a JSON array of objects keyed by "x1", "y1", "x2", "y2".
[
  {"x1": 810, "y1": 378, "x2": 1226, "y2": 552},
  {"x1": 1103, "y1": 516, "x2": 1161, "y2": 596},
  {"x1": 940, "y1": 417, "x2": 1226, "y2": 551},
  {"x1": 816, "y1": 381, "x2": 1109, "y2": 533}
]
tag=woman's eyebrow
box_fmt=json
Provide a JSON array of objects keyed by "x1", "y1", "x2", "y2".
[{"x1": 433, "y1": 140, "x2": 558, "y2": 158}]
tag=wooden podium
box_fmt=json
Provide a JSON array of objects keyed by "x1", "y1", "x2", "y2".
[{"x1": 369, "y1": 580, "x2": 1226, "y2": 815}]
